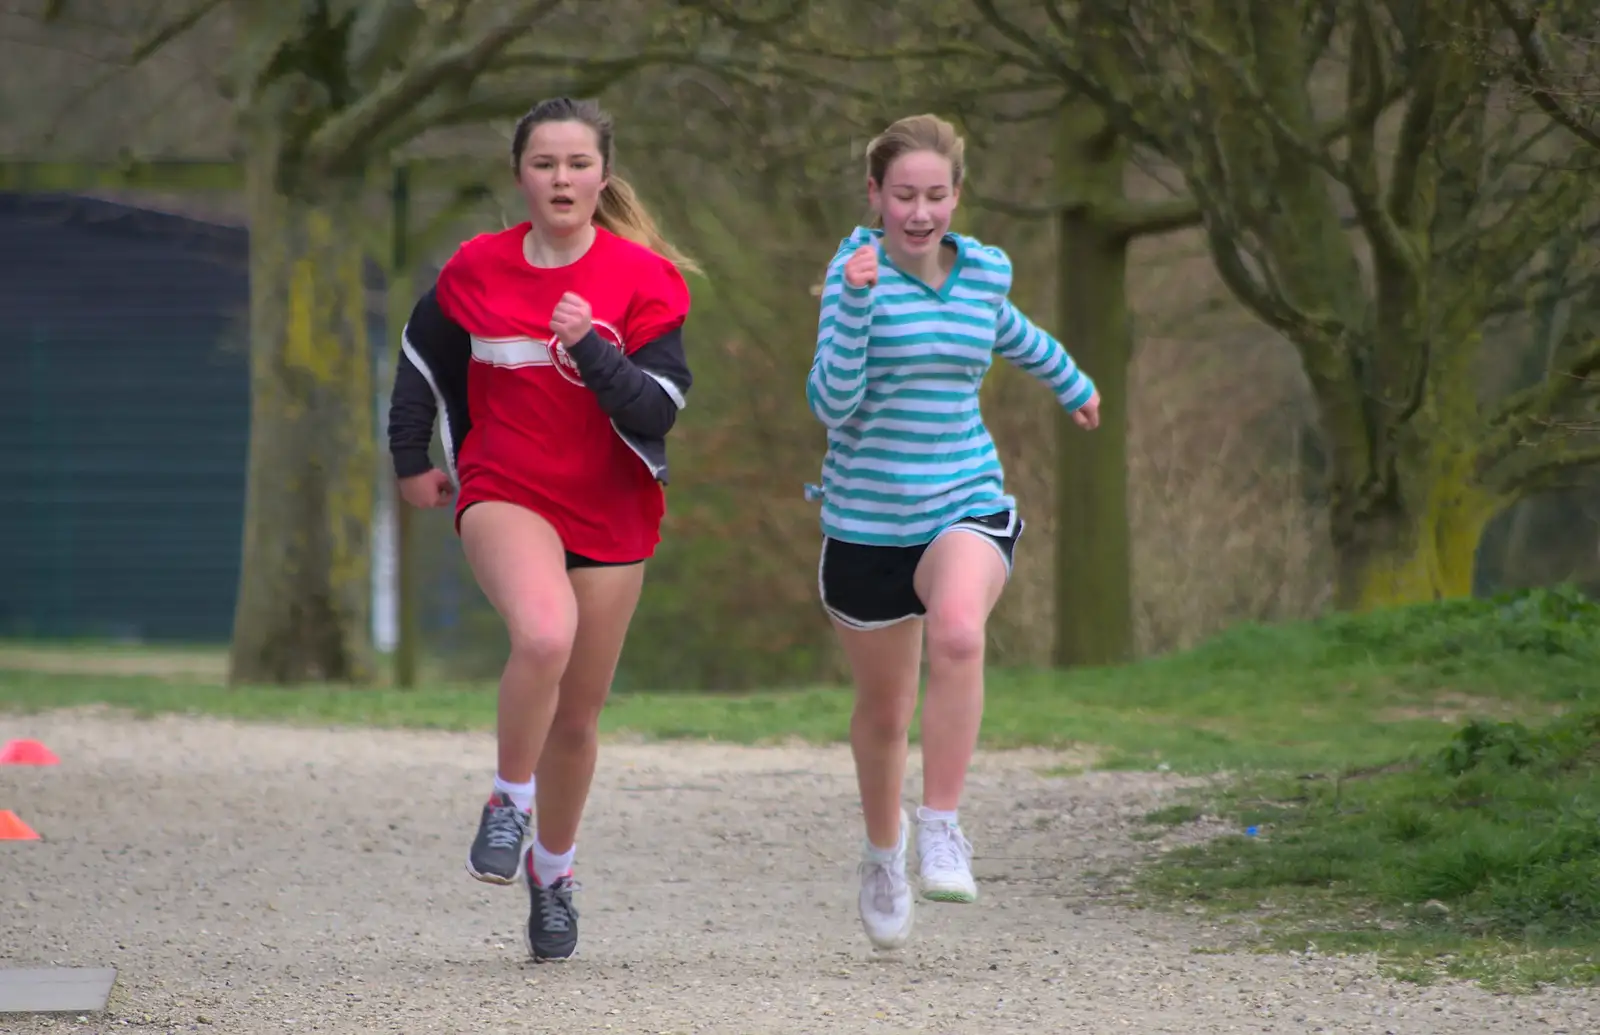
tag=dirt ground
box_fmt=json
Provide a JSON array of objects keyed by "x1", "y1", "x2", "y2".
[{"x1": 2, "y1": 710, "x2": 1596, "y2": 1034}]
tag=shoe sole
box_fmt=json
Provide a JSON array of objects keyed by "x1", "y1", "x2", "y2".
[
  {"x1": 466, "y1": 866, "x2": 520, "y2": 885},
  {"x1": 524, "y1": 930, "x2": 578, "y2": 963},
  {"x1": 467, "y1": 844, "x2": 528, "y2": 889},
  {"x1": 465, "y1": 855, "x2": 523, "y2": 885},
  {"x1": 921, "y1": 886, "x2": 977, "y2": 903},
  {"x1": 864, "y1": 908, "x2": 915, "y2": 952},
  {"x1": 524, "y1": 933, "x2": 578, "y2": 963}
]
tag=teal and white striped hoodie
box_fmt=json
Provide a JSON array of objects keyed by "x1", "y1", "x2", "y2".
[{"x1": 805, "y1": 226, "x2": 1096, "y2": 547}]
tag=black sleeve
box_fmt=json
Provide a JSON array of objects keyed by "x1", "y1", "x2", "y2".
[
  {"x1": 386, "y1": 286, "x2": 466, "y2": 478},
  {"x1": 566, "y1": 326, "x2": 693, "y2": 438},
  {"x1": 388, "y1": 353, "x2": 436, "y2": 478}
]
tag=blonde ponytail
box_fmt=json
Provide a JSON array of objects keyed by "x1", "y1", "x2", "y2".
[{"x1": 597, "y1": 174, "x2": 701, "y2": 276}]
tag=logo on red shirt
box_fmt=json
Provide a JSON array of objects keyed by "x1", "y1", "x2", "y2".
[{"x1": 548, "y1": 318, "x2": 626, "y2": 386}]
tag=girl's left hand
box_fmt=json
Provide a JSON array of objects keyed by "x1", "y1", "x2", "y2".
[
  {"x1": 550, "y1": 292, "x2": 593, "y2": 347},
  {"x1": 1072, "y1": 391, "x2": 1101, "y2": 430}
]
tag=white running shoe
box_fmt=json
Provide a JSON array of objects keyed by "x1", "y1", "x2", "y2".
[
  {"x1": 857, "y1": 808, "x2": 915, "y2": 950},
  {"x1": 917, "y1": 808, "x2": 977, "y2": 903}
]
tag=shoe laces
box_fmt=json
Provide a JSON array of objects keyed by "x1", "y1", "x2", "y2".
[
  {"x1": 483, "y1": 802, "x2": 528, "y2": 851},
  {"x1": 919, "y1": 819, "x2": 972, "y2": 874},
  {"x1": 857, "y1": 859, "x2": 908, "y2": 914},
  {"x1": 533, "y1": 876, "x2": 581, "y2": 932}
]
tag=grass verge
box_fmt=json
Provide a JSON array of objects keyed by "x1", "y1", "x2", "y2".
[
  {"x1": 2, "y1": 585, "x2": 1597, "y2": 987},
  {"x1": 1123, "y1": 587, "x2": 1600, "y2": 990},
  {"x1": 1, "y1": 587, "x2": 1594, "y2": 770}
]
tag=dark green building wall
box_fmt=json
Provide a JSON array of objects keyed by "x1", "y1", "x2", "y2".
[{"x1": 0, "y1": 193, "x2": 414, "y2": 645}]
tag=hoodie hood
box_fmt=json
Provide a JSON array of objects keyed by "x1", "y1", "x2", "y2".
[{"x1": 835, "y1": 225, "x2": 880, "y2": 260}]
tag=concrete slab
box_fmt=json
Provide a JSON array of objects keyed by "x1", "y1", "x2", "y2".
[{"x1": 0, "y1": 967, "x2": 117, "y2": 1014}]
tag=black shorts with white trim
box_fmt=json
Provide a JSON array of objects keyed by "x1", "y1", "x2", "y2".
[{"x1": 817, "y1": 509, "x2": 1024, "y2": 630}]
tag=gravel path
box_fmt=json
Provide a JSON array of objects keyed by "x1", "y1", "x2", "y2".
[{"x1": 3, "y1": 710, "x2": 1595, "y2": 1034}]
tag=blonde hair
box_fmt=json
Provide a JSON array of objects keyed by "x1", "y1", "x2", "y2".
[
  {"x1": 511, "y1": 96, "x2": 701, "y2": 275},
  {"x1": 595, "y1": 174, "x2": 701, "y2": 275},
  {"x1": 864, "y1": 114, "x2": 967, "y2": 229}
]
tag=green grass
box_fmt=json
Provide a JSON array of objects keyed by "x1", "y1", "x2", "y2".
[
  {"x1": 4, "y1": 584, "x2": 1598, "y2": 988},
  {"x1": 1101, "y1": 585, "x2": 1600, "y2": 990},
  {"x1": 2, "y1": 586, "x2": 1595, "y2": 771},
  {"x1": 1136, "y1": 706, "x2": 1600, "y2": 990}
]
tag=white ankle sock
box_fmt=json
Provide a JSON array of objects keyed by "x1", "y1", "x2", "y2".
[
  {"x1": 864, "y1": 816, "x2": 906, "y2": 862},
  {"x1": 531, "y1": 840, "x2": 575, "y2": 886},
  {"x1": 917, "y1": 805, "x2": 958, "y2": 825},
  {"x1": 493, "y1": 774, "x2": 535, "y2": 813}
]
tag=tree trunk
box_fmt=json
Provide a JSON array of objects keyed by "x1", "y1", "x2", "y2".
[
  {"x1": 1331, "y1": 458, "x2": 1497, "y2": 611},
  {"x1": 1051, "y1": 99, "x2": 1135, "y2": 667},
  {"x1": 228, "y1": 146, "x2": 376, "y2": 685}
]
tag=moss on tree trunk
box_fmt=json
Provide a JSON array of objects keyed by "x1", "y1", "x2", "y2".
[
  {"x1": 1333, "y1": 482, "x2": 1494, "y2": 610},
  {"x1": 228, "y1": 149, "x2": 375, "y2": 685},
  {"x1": 1051, "y1": 97, "x2": 1134, "y2": 667}
]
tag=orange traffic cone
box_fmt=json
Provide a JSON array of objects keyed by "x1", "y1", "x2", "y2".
[{"x1": 0, "y1": 809, "x2": 40, "y2": 840}]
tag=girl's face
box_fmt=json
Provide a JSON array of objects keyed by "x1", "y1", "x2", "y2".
[
  {"x1": 516, "y1": 120, "x2": 608, "y2": 234},
  {"x1": 868, "y1": 149, "x2": 959, "y2": 261}
]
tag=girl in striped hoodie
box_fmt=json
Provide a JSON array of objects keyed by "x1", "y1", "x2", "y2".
[{"x1": 806, "y1": 113, "x2": 1101, "y2": 950}]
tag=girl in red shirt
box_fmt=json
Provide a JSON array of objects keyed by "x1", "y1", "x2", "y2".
[{"x1": 386, "y1": 96, "x2": 695, "y2": 963}]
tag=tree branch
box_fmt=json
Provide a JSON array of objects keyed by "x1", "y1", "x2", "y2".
[
  {"x1": 1488, "y1": 258, "x2": 1600, "y2": 318},
  {"x1": 1109, "y1": 197, "x2": 1203, "y2": 239},
  {"x1": 1304, "y1": 0, "x2": 1340, "y2": 71},
  {"x1": 346, "y1": 0, "x2": 430, "y2": 84},
  {"x1": 1198, "y1": 208, "x2": 1345, "y2": 346},
  {"x1": 412, "y1": 180, "x2": 497, "y2": 257},
  {"x1": 127, "y1": 0, "x2": 227, "y2": 63},
  {"x1": 1486, "y1": 332, "x2": 1600, "y2": 449},
  {"x1": 406, "y1": 47, "x2": 902, "y2": 136},
  {"x1": 1491, "y1": 0, "x2": 1600, "y2": 153},
  {"x1": 734, "y1": 37, "x2": 1035, "y2": 71},
  {"x1": 962, "y1": 180, "x2": 1087, "y2": 219},
  {"x1": 0, "y1": 158, "x2": 243, "y2": 190},
  {"x1": 27, "y1": 0, "x2": 229, "y2": 146},
  {"x1": 1386, "y1": 13, "x2": 1448, "y2": 231},
  {"x1": 968, "y1": 0, "x2": 1163, "y2": 152},
  {"x1": 1344, "y1": 0, "x2": 1421, "y2": 278},
  {"x1": 1182, "y1": 27, "x2": 1348, "y2": 183},
  {"x1": 302, "y1": 0, "x2": 563, "y2": 175},
  {"x1": 674, "y1": 0, "x2": 813, "y2": 36},
  {"x1": 1480, "y1": 419, "x2": 1600, "y2": 495}
]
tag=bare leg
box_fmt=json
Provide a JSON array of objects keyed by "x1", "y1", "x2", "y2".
[
  {"x1": 459, "y1": 502, "x2": 577, "y2": 785},
  {"x1": 835, "y1": 615, "x2": 924, "y2": 949},
  {"x1": 533, "y1": 562, "x2": 647, "y2": 855},
  {"x1": 834, "y1": 619, "x2": 924, "y2": 848},
  {"x1": 912, "y1": 530, "x2": 1008, "y2": 812},
  {"x1": 908, "y1": 529, "x2": 1009, "y2": 903}
]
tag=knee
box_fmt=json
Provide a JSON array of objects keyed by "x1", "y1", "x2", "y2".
[
  {"x1": 925, "y1": 607, "x2": 986, "y2": 667},
  {"x1": 506, "y1": 616, "x2": 576, "y2": 670},
  {"x1": 854, "y1": 688, "x2": 916, "y2": 740},
  {"x1": 547, "y1": 692, "x2": 607, "y2": 746}
]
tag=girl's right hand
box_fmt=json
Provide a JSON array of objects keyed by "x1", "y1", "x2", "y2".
[
  {"x1": 1071, "y1": 391, "x2": 1101, "y2": 430},
  {"x1": 843, "y1": 244, "x2": 878, "y2": 289},
  {"x1": 399, "y1": 469, "x2": 453, "y2": 508}
]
